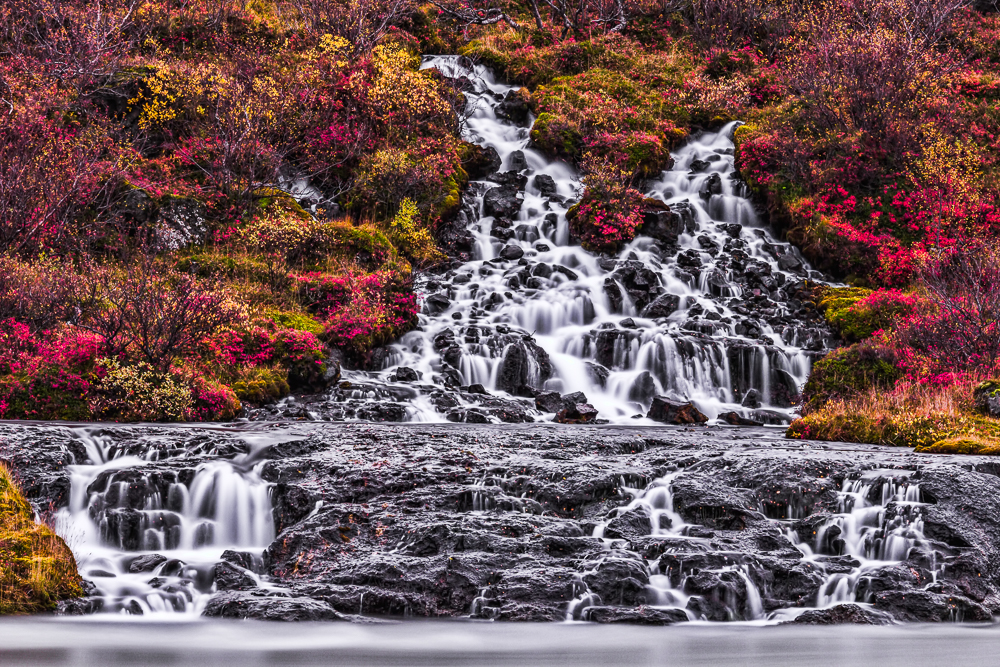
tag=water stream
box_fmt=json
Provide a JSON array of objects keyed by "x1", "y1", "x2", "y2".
[
  {"x1": 49, "y1": 58, "x2": 847, "y2": 621},
  {"x1": 55, "y1": 428, "x2": 280, "y2": 617},
  {"x1": 568, "y1": 468, "x2": 935, "y2": 623},
  {"x1": 308, "y1": 55, "x2": 831, "y2": 424}
]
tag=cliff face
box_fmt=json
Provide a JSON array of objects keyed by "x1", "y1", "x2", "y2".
[{"x1": 6, "y1": 421, "x2": 1000, "y2": 624}]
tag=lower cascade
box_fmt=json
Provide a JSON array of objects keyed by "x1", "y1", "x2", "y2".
[
  {"x1": 56, "y1": 429, "x2": 277, "y2": 616},
  {"x1": 22, "y1": 423, "x2": 992, "y2": 623},
  {"x1": 247, "y1": 56, "x2": 831, "y2": 425},
  {"x1": 566, "y1": 470, "x2": 934, "y2": 623}
]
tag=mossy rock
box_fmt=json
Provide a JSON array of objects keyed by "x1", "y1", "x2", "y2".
[
  {"x1": 815, "y1": 286, "x2": 873, "y2": 339},
  {"x1": 0, "y1": 465, "x2": 83, "y2": 614},
  {"x1": 917, "y1": 437, "x2": 1000, "y2": 455},
  {"x1": 530, "y1": 112, "x2": 583, "y2": 159},
  {"x1": 254, "y1": 187, "x2": 311, "y2": 220},
  {"x1": 231, "y1": 368, "x2": 290, "y2": 406},
  {"x1": 974, "y1": 380, "x2": 1000, "y2": 417},
  {"x1": 302, "y1": 221, "x2": 399, "y2": 271},
  {"x1": 801, "y1": 342, "x2": 902, "y2": 413}
]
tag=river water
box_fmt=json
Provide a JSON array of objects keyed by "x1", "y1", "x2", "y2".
[{"x1": 1, "y1": 618, "x2": 999, "y2": 666}]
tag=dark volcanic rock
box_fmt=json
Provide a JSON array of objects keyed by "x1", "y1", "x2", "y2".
[
  {"x1": 213, "y1": 562, "x2": 258, "y2": 591},
  {"x1": 646, "y1": 396, "x2": 708, "y2": 424},
  {"x1": 641, "y1": 294, "x2": 681, "y2": 319},
  {"x1": 484, "y1": 185, "x2": 522, "y2": 219},
  {"x1": 11, "y1": 422, "x2": 1000, "y2": 627},
  {"x1": 499, "y1": 244, "x2": 525, "y2": 261},
  {"x1": 497, "y1": 338, "x2": 553, "y2": 393},
  {"x1": 463, "y1": 144, "x2": 502, "y2": 179},
  {"x1": 790, "y1": 604, "x2": 892, "y2": 625},
  {"x1": 204, "y1": 591, "x2": 346, "y2": 621},
  {"x1": 583, "y1": 606, "x2": 689, "y2": 625},
  {"x1": 719, "y1": 411, "x2": 763, "y2": 426},
  {"x1": 974, "y1": 381, "x2": 1000, "y2": 417},
  {"x1": 534, "y1": 174, "x2": 557, "y2": 197},
  {"x1": 554, "y1": 403, "x2": 599, "y2": 424}
]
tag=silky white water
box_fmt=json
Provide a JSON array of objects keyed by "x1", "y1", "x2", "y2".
[
  {"x1": 56, "y1": 428, "x2": 277, "y2": 617},
  {"x1": 575, "y1": 468, "x2": 933, "y2": 623},
  {"x1": 333, "y1": 55, "x2": 829, "y2": 424}
]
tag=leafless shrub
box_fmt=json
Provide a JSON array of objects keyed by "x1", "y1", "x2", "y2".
[{"x1": 86, "y1": 258, "x2": 245, "y2": 370}]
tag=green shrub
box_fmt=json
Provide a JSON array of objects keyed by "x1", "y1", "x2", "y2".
[
  {"x1": 801, "y1": 341, "x2": 903, "y2": 413},
  {"x1": 919, "y1": 437, "x2": 1000, "y2": 455},
  {"x1": 266, "y1": 310, "x2": 325, "y2": 335}
]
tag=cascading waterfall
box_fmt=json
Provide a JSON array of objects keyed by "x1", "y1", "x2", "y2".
[
  {"x1": 56, "y1": 428, "x2": 277, "y2": 616},
  {"x1": 570, "y1": 469, "x2": 932, "y2": 623},
  {"x1": 313, "y1": 55, "x2": 830, "y2": 424}
]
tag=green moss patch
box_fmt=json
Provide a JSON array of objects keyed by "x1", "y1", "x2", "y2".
[{"x1": 0, "y1": 465, "x2": 82, "y2": 614}]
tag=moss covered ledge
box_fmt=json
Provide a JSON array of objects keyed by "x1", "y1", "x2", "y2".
[{"x1": 0, "y1": 464, "x2": 82, "y2": 614}]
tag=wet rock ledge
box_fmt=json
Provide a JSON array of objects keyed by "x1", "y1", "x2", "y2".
[{"x1": 4, "y1": 422, "x2": 1000, "y2": 624}]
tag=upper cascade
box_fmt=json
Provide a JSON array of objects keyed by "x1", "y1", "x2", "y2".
[{"x1": 249, "y1": 56, "x2": 832, "y2": 425}]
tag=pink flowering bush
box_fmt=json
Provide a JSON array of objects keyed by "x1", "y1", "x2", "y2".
[
  {"x1": 296, "y1": 269, "x2": 418, "y2": 361},
  {"x1": 828, "y1": 289, "x2": 925, "y2": 342},
  {"x1": 0, "y1": 321, "x2": 101, "y2": 420},
  {"x1": 204, "y1": 323, "x2": 328, "y2": 392},
  {"x1": 567, "y1": 157, "x2": 645, "y2": 253},
  {"x1": 187, "y1": 377, "x2": 242, "y2": 421}
]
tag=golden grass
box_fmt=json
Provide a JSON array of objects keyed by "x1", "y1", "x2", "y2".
[
  {"x1": 787, "y1": 375, "x2": 1000, "y2": 454},
  {"x1": 0, "y1": 464, "x2": 82, "y2": 615}
]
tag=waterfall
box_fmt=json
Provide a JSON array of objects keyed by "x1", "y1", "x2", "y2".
[
  {"x1": 55, "y1": 428, "x2": 276, "y2": 617},
  {"x1": 307, "y1": 55, "x2": 830, "y2": 425},
  {"x1": 576, "y1": 469, "x2": 933, "y2": 623}
]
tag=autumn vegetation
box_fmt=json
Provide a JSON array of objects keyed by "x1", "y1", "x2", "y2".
[{"x1": 0, "y1": 0, "x2": 999, "y2": 443}]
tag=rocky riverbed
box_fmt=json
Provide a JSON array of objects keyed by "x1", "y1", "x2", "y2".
[{"x1": 3, "y1": 421, "x2": 1000, "y2": 625}]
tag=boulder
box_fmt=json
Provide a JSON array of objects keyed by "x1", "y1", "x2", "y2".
[
  {"x1": 213, "y1": 561, "x2": 258, "y2": 591},
  {"x1": 154, "y1": 198, "x2": 208, "y2": 251},
  {"x1": 555, "y1": 403, "x2": 599, "y2": 424},
  {"x1": 499, "y1": 245, "x2": 525, "y2": 261},
  {"x1": 496, "y1": 89, "x2": 531, "y2": 125},
  {"x1": 699, "y1": 173, "x2": 722, "y2": 199},
  {"x1": 641, "y1": 294, "x2": 680, "y2": 319},
  {"x1": 534, "y1": 174, "x2": 557, "y2": 197},
  {"x1": 483, "y1": 185, "x2": 521, "y2": 219},
  {"x1": 535, "y1": 391, "x2": 565, "y2": 413},
  {"x1": 204, "y1": 591, "x2": 346, "y2": 622},
  {"x1": 507, "y1": 150, "x2": 529, "y2": 172},
  {"x1": 424, "y1": 294, "x2": 451, "y2": 315},
  {"x1": 497, "y1": 339, "x2": 553, "y2": 393},
  {"x1": 647, "y1": 396, "x2": 708, "y2": 424},
  {"x1": 741, "y1": 389, "x2": 762, "y2": 409},
  {"x1": 719, "y1": 411, "x2": 763, "y2": 426},
  {"x1": 463, "y1": 144, "x2": 502, "y2": 179},
  {"x1": 974, "y1": 380, "x2": 1000, "y2": 417},
  {"x1": 790, "y1": 604, "x2": 892, "y2": 626},
  {"x1": 393, "y1": 367, "x2": 419, "y2": 383},
  {"x1": 127, "y1": 554, "x2": 167, "y2": 574},
  {"x1": 627, "y1": 371, "x2": 657, "y2": 405},
  {"x1": 689, "y1": 159, "x2": 711, "y2": 173}
]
